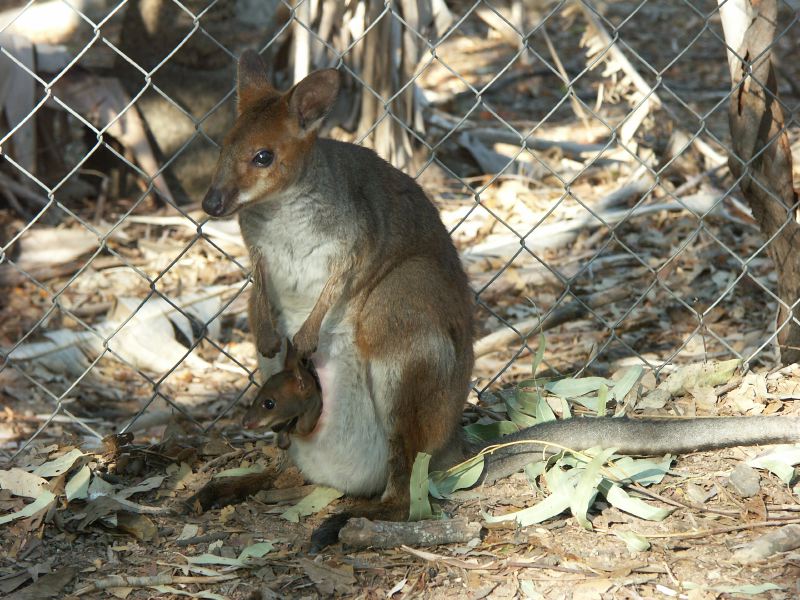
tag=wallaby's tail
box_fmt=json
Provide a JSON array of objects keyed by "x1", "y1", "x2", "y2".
[{"x1": 478, "y1": 416, "x2": 800, "y2": 485}]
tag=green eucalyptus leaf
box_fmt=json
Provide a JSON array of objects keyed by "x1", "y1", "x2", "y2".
[{"x1": 408, "y1": 453, "x2": 434, "y2": 521}]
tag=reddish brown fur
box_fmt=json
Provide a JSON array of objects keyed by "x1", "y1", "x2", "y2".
[
  {"x1": 242, "y1": 342, "x2": 322, "y2": 440},
  {"x1": 210, "y1": 96, "x2": 314, "y2": 214}
]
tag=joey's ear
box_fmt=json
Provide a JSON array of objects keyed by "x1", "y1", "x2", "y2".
[
  {"x1": 237, "y1": 50, "x2": 274, "y2": 112},
  {"x1": 284, "y1": 339, "x2": 299, "y2": 370},
  {"x1": 287, "y1": 69, "x2": 340, "y2": 131}
]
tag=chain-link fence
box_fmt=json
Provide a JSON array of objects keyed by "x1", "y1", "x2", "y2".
[{"x1": 1, "y1": 0, "x2": 798, "y2": 458}]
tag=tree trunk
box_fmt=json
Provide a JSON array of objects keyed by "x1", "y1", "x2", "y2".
[{"x1": 718, "y1": 0, "x2": 800, "y2": 364}]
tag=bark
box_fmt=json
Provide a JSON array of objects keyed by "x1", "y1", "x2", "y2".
[{"x1": 718, "y1": 0, "x2": 800, "y2": 363}]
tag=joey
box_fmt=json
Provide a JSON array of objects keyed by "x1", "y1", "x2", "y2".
[{"x1": 242, "y1": 341, "x2": 322, "y2": 447}]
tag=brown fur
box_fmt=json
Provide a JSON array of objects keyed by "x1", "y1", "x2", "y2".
[{"x1": 248, "y1": 249, "x2": 281, "y2": 358}]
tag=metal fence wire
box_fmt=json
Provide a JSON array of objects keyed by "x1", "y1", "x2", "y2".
[{"x1": 0, "y1": 0, "x2": 798, "y2": 456}]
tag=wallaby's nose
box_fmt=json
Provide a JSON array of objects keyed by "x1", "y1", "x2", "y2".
[{"x1": 202, "y1": 187, "x2": 225, "y2": 217}]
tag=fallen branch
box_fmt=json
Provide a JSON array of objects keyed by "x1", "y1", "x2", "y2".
[
  {"x1": 474, "y1": 286, "x2": 631, "y2": 358},
  {"x1": 339, "y1": 517, "x2": 483, "y2": 549},
  {"x1": 463, "y1": 193, "x2": 722, "y2": 258},
  {"x1": 460, "y1": 125, "x2": 608, "y2": 162}
]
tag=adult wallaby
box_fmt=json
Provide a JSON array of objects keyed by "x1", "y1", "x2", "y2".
[{"x1": 202, "y1": 50, "x2": 800, "y2": 549}]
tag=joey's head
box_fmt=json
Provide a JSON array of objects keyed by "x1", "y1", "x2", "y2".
[
  {"x1": 202, "y1": 50, "x2": 340, "y2": 218},
  {"x1": 241, "y1": 342, "x2": 322, "y2": 435}
]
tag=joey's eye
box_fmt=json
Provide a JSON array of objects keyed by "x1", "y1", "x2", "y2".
[
  {"x1": 252, "y1": 149, "x2": 274, "y2": 167},
  {"x1": 263, "y1": 398, "x2": 275, "y2": 410}
]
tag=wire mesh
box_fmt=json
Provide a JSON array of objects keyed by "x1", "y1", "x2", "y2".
[{"x1": 0, "y1": 0, "x2": 798, "y2": 458}]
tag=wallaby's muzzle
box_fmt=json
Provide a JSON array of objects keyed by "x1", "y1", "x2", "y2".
[{"x1": 202, "y1": 186, "x2": 235, "y2": 217}]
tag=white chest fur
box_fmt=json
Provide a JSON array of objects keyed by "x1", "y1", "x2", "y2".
[{"x1": 239, "y1": 200, "x2": 389, "y2": 496}]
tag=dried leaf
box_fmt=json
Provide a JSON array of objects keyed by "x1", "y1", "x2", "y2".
[
  {"x1": 32, "y1": 448, "x2": 84, "y2": 477},
  {"x1": 606, "y1": 455, "x2": 673, "y2": 486},
  {"x1": 546, "y1": 377, "x2": 610, "y2": 399},
  {"x1": 5, "y1": 567, "x2": 76, "y2": 600},
  {"x1": 0, "y1": 491, "x2": 55, "y2": 525},
  {"x1": 611, "y1": 366, "x2": 643, "y2": 402},
  {"x1": 613, "y1": 529, "x2": 650, "y2": 552},
  {"x1": 116, "y1": 512, "x2": 157, "y2": 542},
  {"x1": 571, "y1": 447, "x2": 617, "y2": 530},
  {"x1": 0, "y1": 468, "x2": 48, "y2": 498},
  {"x1": 296, "y1": 558, "x2": 356, "y2": 596},
  {"x1": 599, "y1": 481, "x2": 673, "y2": 521},
  {"x1": 463, "y1": 421, "x2": 518, "y2": 442},
  {"x1": 280, "y1": 486, "x2": 343, "y2": 523},
  {"x1": 186, "y1": 542, "x2": 273, "y2": 569},
  {"x1": 65, "y1": 465, "x2": 91, "y2": 501},
  {"x1": 747, "y1": 445, "x2": 800, "y2": 485}
]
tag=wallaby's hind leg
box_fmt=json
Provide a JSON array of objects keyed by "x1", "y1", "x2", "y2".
[
  {"x1": 310, "y1": 362, "x2": 451, "y2": 550},
  {"x1": 311, "y1": 258, "x2": 473, "y2": 549}
]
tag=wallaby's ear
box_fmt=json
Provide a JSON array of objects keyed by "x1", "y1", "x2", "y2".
[
  {"x1": 237, "y1": 50, "x2": 274, "y2": 112},
  {"x1": 287, "y1": 69, "x2": 340, "y2": 132}
]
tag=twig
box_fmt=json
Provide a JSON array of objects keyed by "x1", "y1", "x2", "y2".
[
  {"x1": 542, "y1": 26, "x2": 588, "y2": 126},
  {"x1": 198, "y1": 449, "x2": 244, "y2": 473},
  {"x1": 627, "y1": 483, "x2": 739, "y2": 517},
  {"x1": 623, "y1": 517, "x2": 800, "y2": 540},
  {"x1": 463, "y1": 193, "x2": 724, "y2": 258},
  {"x1": 400, "y1": 545, "x2": 594, "y2": 576},
  {"x1": 578, "y1": 4, "x2": 660, "y2": 144},
  {"x1": 113, "y1": 497, "x2": 174, "y2": 515},
  {"x1": 339, "y1": 517, "x2": 483, "y2": 549},
  {"x1": 74, "y1": 573, "x2": 239, "y2": 595}
]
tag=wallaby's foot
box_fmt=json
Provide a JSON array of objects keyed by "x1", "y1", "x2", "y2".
[
  {"x1": 310, "y1": 512, "x2": 352, "y2": 552},
  {"x1": 292, "y1": 326, "x2": 319, "y2": 358},
  {"x1": 255, "y1": 325, "x2": 282, "y2": 358}
]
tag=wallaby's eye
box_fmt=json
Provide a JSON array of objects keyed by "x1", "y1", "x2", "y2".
[
  {"x1": 263, "y1": 398, "x2": 275, "y2": 410},
  {"x1": 252, "y1": 149, "x2": 274, "y2": 167}
]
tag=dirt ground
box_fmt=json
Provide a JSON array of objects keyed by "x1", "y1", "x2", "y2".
[{"x1": 2, "y1": 364, "x2": 800, "y2": 599}]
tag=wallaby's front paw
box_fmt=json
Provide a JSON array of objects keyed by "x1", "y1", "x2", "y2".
[
  {"x1": 256, "y1": 327, "x2": 282, "y2": 358},
  {"x1": 292, "y1": 327, "x2": 318, "y2": 358}
]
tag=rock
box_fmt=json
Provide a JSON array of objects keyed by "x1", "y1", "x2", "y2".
[{"x1": 728, "y1": 463, "x2": 761, "y2": 498}]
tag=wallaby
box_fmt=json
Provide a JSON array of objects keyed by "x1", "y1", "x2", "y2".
[
  {"x1": 242, "y1": 340, "x2": 322, "y2": 449},
  {"x1": 202, "y1": 50, "x2": 800, "y2": 549}
]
